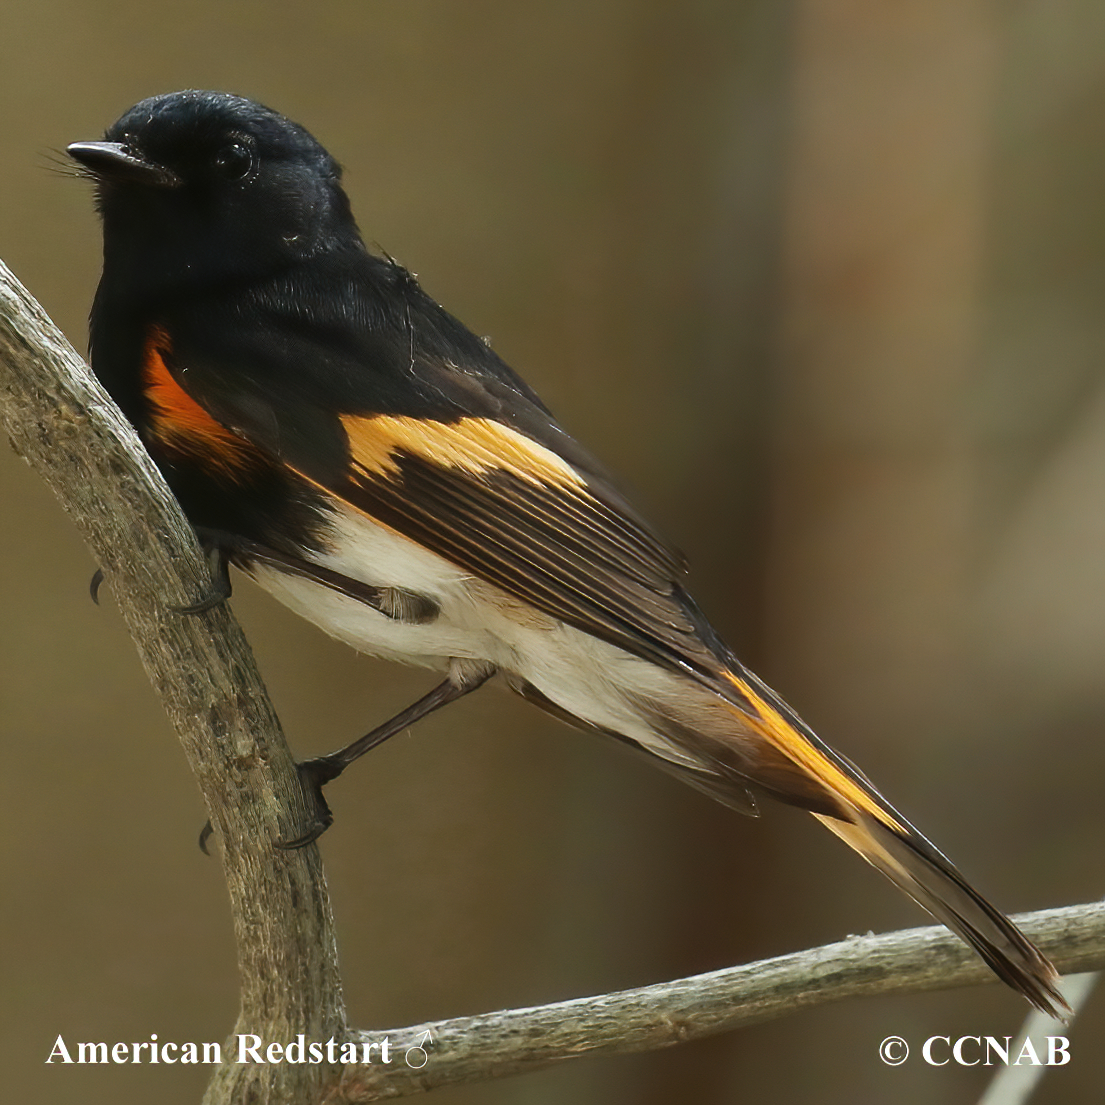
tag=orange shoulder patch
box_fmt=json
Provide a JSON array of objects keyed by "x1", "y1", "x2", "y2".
[{"x1": 142, "y1": 326, "x2": 258, "y2": 476}]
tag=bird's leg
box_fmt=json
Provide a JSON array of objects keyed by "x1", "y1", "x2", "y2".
[{"x1": 277, "y1": 661, "x2": 496, "y2": 849}]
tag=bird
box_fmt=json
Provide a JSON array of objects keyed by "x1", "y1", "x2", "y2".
[{"x1": 68, "y1": 89, "x2": 1065, "y2": 1016}]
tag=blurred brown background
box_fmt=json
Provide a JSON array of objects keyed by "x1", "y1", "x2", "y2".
[{"x1": 2, "y1": 2, "x2": 1103, "y2": 1103}]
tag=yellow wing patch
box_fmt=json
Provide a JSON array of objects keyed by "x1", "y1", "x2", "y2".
[
  {"x1": 341, "y1": 414, "x2": 588, "y2": 489},
  {"x1": 723, "y1": 670, "x2": 904, "y2": 832}
]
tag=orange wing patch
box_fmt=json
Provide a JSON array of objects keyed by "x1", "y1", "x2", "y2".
[
  {"x1": 341, "y1": 414, "x2": 588, "y2": 489},
  {"x1": 723, "y1": 670, "x2": 904, "y2": 832},
  {"x1": 142, "y1": 327, "x2": 258, "y2": 476}
]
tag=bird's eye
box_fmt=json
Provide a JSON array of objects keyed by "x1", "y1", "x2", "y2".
[{"x1": 213, "y1": 141, "x2": 254, "y2": 181}]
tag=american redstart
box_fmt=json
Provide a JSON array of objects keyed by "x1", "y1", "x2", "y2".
[{"x1": 68, "y1": 90, "x2": 1066, "y2": 1016}]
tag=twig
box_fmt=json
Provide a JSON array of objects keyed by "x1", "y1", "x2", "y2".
[{"x1": 323, "y1": 901, "x2": 1105, "y2": 1101}]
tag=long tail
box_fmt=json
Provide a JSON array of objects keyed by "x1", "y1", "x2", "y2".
[
  {"x1": 715, "y1": 666, "x2": 1069, "y2": 1018},
  {"x1": 815, "y1": 812, "x2": 1065, "y2": 1016}
]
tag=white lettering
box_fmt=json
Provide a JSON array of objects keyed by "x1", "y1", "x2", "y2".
[
  {"x1": 237, "y1": 1034, "x2": 264, "y2": 1063},
  {"x1": 1015, "y1": 1038, "x2": 1042, "y2": 1066},
  {"x1": 952, "y1": 1036, "x2": 980, "y2": 1066},
  {"x1": 45, "y1": 1035, "x2": 73, "y2": 1064},
  {"x1": 983, "y1": 1037, "x2": 1011, "y2": 1066},
  {"x1": 1048, "y1": 1037, "x2": 1071, "y2": 1066},
  {"x1": 923, "y1": 1037, "x2": 950, "y2": 1066}
]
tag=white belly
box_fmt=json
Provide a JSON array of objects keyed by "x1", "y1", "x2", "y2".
[{"x1": 250, "y1": 508, "x2": 708, "y2": 771}]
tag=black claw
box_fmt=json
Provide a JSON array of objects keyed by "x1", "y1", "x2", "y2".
[
  {"x1": 276, "y1": 816, "x2": 332, "y2": 851},
  {"x1": 276, "y1": 757, "x2": 342, "y2": 849},
  {"x1": 173, "y1": 544, "x2": 233, "y2": 615},
  {"x1": 173, "y1": 589, "x2": 230, "y2": 616},
  {"x1": 198, "y1": 819, "x2": 215, "y2": 855},
  {"x1": 89, "y1": 568, "x2": 105, "y2": 605}
]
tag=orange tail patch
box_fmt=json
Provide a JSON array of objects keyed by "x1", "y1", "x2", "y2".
[{"x1": 721, "y1": 669, "x2": 903, "y2": 832}]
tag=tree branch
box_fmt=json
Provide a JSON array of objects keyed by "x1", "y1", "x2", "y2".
[
  {"x1": 324, "y1": 901, "x2": 1105, "y2": 1101},
  {"x1": 3, "y1": 257, "x2": 1104, "y2": 1105},
  {"x1": 0, "y1": 259, "x2": 346, "y2": 1104}
]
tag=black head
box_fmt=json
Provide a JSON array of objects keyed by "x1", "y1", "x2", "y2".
[{"x1": 68, "y1": 91, "x2": 363, "y2": 295}]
